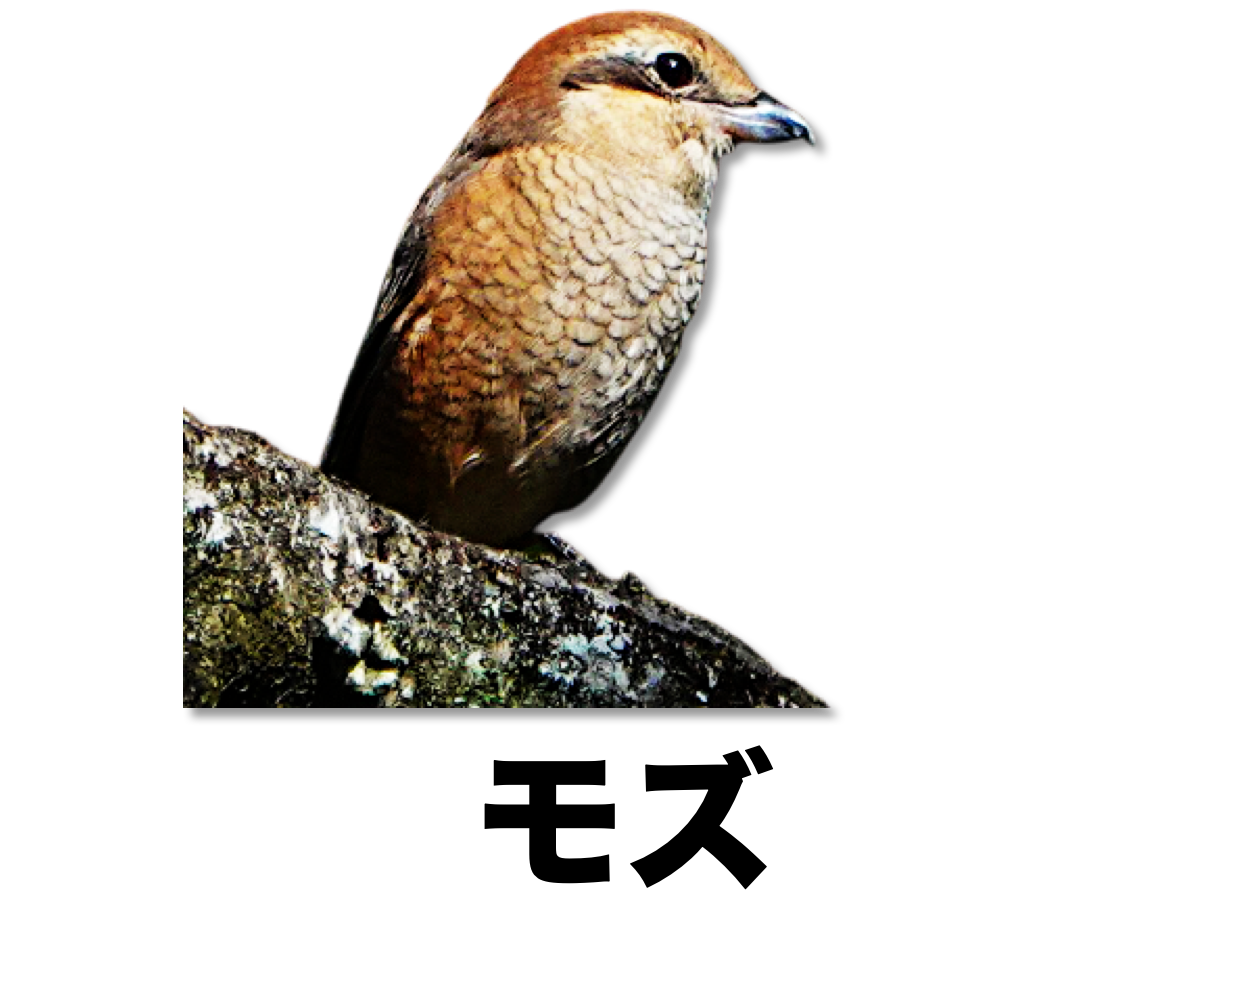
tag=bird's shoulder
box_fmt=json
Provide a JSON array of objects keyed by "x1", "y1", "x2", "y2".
[{"x1": 318, "y1": 170, "x2": 456, "y2": 476}]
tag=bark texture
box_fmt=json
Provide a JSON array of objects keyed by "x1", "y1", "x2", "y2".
[{"x1": 183, "y1": 411, "x2": 825, "y2": 708}]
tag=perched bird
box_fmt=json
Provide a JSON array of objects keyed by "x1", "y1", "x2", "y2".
[{"x1": 321, "y1": 11, "x2": 813, "y2": 547}]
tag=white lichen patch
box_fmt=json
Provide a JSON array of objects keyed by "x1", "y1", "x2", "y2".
[
  {"x1": 544, "y1": 631, "x2": 631, "y2": 691},
  {"x1": 322, "y1": 603, "x2": 405, "y2": 674},
  {"x1": 204, "y1": 512, "x2": 233, "y2": 545},
  {"x1": 194, "y1": 436, "x2": 247, "y2": 468},
  {"x1": 558, "y1": 633, "x2": 592, "y2": 659},
  {"x1": 308, "y1": 500, "x2": 343, "y2": 541},
  {"x1": 346, "y1": 656, "x2": 399, "y2": 694},
  {"x1": 322, "y1": 604, "x2": 407, "y2": 681},
  {"x1": 538, "y1": 653, "x2": 579, "y2": 686},
  {"x1": 269, "y1": 559, "x2": 288, "y2": 593},
  {"x1": 561, "y1": 630, "x2": 624, "y2": 660},
  {"x1": 183, "y1": 484, "x2": 217, "y2": 512},
  {"x1": 481, "y1": 583, "x2": 502, "y2": 618},
  {"x1": 306, "y1": 493, "x2": 370, "y2": 581},
  {"x1": 370, "y1": 559, "x2": 399, "y2": 584},
  {"x1": 322, "y1": 607, "x2": 370, "y2": 656}
]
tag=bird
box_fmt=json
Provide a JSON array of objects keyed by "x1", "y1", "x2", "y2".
[{"x1": 321, "y1": 11, "x2": 814, "y2": 547}]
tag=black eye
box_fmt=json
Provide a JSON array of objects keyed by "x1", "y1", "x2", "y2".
[{"x1": 653, "y1": 52, "x2": 694, "y2": 89}]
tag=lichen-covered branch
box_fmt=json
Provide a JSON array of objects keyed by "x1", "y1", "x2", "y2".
[{"x1": 183, "y1": 411, "x2": 825, "y2": 708}]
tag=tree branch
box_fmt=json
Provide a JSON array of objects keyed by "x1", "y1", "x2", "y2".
[{"x1": 183, "y1": 411, "x2": 826, "y2": 708}]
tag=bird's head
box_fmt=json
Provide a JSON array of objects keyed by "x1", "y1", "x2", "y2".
[{"x1": 468, "y1": 12, "x2": 813, "y2": 201}]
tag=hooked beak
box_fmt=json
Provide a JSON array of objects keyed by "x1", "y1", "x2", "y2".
[{"x1": 717, "y1": 92, "x2": 815, "y2": 145}]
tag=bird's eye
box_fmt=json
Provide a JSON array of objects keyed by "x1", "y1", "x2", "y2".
[{"x1": 653, "y1": 52, "x2": 694, "y2": 89}]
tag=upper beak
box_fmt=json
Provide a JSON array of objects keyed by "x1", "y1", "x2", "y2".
[{"x1": 717, "y1": 92, "x2": 815, "y2": 145}]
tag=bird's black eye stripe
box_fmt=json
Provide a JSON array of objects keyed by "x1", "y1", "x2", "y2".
[
  {"x1": 559, "y1": 53, "x2": 702, "y2": 97},
  {"x1": 653, "y1": 52, "x2": 694, "y2": 89}
]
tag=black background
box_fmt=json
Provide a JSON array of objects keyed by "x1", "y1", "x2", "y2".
[{"x1": 186, "y1": 9, "x2": 890, "y2": 704}]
